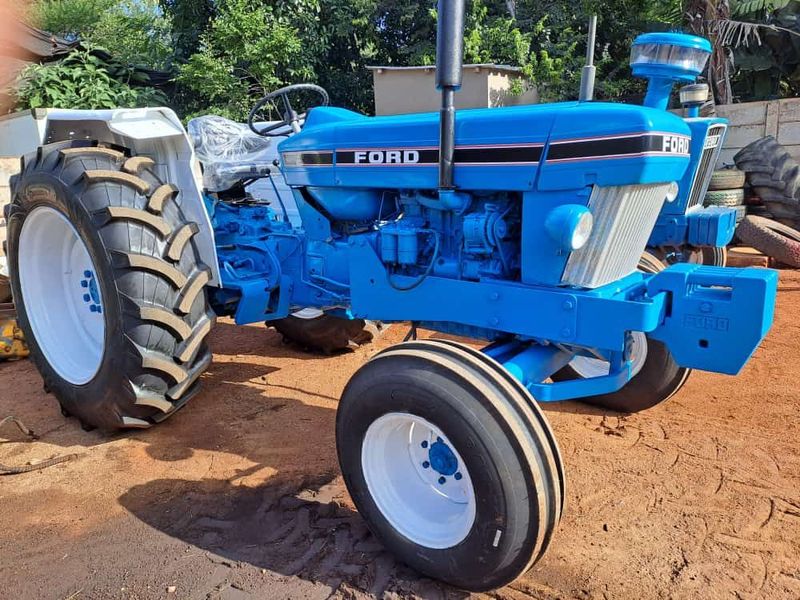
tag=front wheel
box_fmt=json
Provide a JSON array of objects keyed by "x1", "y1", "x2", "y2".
[
  {"x1": 550, "y1": 252, "x2": 691, "y2": 413},
  {"x1": 337, "y1": 340, "x2": 564, "y2": 591}
]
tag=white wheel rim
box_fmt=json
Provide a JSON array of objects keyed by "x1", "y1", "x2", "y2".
[
  {"x1": 18, "y1": 207, "x2": 106, "y2": 384},
  {"x1": 292, "y1": 308, "x2": 324, "y2": 319},
  {"x1": 361, "y1": 412, "x2": 476, "y2": 549},
  {"x1": 570, "y1": 331, "x2": 648, "y2": 379}
]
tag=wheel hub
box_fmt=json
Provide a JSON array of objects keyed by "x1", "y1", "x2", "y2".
[{"x1": 81, "y1": 270, "x2": 103, "y2": 314}]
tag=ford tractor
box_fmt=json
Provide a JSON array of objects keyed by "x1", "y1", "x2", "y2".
[{"x1": 4, "y1": 1, "x2": 777, "y2": 591}]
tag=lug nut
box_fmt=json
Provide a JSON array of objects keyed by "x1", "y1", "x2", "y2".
[
  {"x1": 421, "y1": 440, "x2": 428, "y2": 448},
  {"x1": 422, "y1": 461, "x2": 430, "y2": 469},
  {"x1": 454, "y1": 472, "x2": 462, "y2": 480},
  {"x1": 438, "y1": 476, "x2": 446, "y2": 485}
]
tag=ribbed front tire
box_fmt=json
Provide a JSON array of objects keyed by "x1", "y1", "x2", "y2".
[
  {"x1": 337, "y1": 339, "x2": 564, "y2": 591},
  {"x1": 7, "y1": 142, "x2": 215, "y2": 430}
]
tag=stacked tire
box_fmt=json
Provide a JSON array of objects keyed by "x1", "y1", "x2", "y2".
[
  {"x1": 705, "y1": 167, "x2": 747, "y2": 225},
  {"x1": 732, "y1": 136, "x2": 800, "y2": 268},
  {"x1": 734, "y1": 136, "x2": 800, "y2": 229}
]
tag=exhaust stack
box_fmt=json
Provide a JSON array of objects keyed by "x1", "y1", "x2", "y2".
[
  {"x1": 435, "y1": 0, "x2": 465, "y2": 189},
  {"x1": 579, "y1": 15, "x2": 597, "y2": 102}
]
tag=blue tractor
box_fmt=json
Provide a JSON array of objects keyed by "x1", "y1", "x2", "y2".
[{"x1": 5, "y1": 1, "x2": 776, "y2": 591}]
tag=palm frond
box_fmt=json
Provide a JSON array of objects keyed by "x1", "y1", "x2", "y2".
[{"x1": 712, "y1": 18, "x2": 764, "y2": 46}]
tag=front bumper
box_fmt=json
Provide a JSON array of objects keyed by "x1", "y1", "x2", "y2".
[
  {"x1": 647, "y1": 263, "x2": 778, "y2": 374},
  {"x1": 648, "y1": 206, "x2": 737, "y2": 248}
]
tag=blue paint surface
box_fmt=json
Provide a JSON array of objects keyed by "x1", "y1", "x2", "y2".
[
  {"x1": 203, "y1": 50, "x2": 777, "y2": 402},
  {"x1": 429, "y1": 440, "x2": 459, "y2": 477}
]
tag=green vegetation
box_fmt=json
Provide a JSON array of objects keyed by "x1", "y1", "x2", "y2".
[
  {"x1": 16, "y1": 0, "x2": 800, "y2": 118},
  {"x1": 16, "y1": 48, "x2": 167, "y2": 110}
]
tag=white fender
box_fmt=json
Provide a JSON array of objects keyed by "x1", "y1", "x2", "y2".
[{"x1": 0, "y1": 107, "x2": 221, "y2": 285}]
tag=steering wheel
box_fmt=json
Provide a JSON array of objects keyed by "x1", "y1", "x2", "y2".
[{"x1": 247, "y1": 84, "x2": 330, "y2": 137}]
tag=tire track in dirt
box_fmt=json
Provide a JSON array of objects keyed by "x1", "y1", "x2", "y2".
[{"x1": 119, "y1": 475, "x2": 460, "y2": 599}]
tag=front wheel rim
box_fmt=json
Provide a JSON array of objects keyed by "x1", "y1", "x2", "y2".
[
  {"x1": 569, "y1": 331, "x2": 648, "y2": 379},
  {"x1": 361, "y1": 412, "x2": 476, "y2": 549},
  {"x1": 18, "y1": 207, "x2": 106, "y2": 385}
]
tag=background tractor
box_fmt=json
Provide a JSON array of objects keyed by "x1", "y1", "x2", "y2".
[{"x1": 4, "y1": 0, "x2": 777, "y2": 591}]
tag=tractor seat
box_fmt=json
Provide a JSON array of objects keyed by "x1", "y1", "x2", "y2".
[{"x1": 188, "y1": 115, "x2": 283, "y2": 192}]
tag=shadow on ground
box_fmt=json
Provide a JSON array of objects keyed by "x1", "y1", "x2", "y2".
[{"x1": 118, "y1": 475, "x2": 464, "y2": 598}]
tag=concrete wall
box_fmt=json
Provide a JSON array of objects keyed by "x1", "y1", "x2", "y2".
[
  {"x1": 370, "y1": 66, "x2": 537, "y2": 115},
  {"x1": 716, "y1": 99, "x2": 800, "y2": 166}
]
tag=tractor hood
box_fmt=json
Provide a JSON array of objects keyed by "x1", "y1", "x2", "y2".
[{"x1": 279, "y1": 101, "x2": 692, "y2": 192}]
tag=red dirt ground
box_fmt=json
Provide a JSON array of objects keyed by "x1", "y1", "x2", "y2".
[{"x1": 1, "y1": 271, "x2": 799, "y2": 600}]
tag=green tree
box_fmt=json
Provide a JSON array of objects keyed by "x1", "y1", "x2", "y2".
[
  {"x1": 177, "y1": 0, "x2": 313, "y2": 120},
  {"x1": 32, "y1": 0, "x2": 174, "y2": 69}
]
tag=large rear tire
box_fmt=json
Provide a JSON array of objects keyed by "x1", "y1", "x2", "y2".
[
  {"x1": 7, "y1": 142, "x2": 215, "y2": 430},
  {"x1": 551, "y1": 252, "x2": 691, "y2": 413},
  {"x1": 337, "y1": 339, "x2": 563, "y2": 591}
]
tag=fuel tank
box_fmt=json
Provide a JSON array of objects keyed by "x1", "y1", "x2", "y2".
[{"x1": 278, "y1": 102, "x2": 691, "y2": 221}]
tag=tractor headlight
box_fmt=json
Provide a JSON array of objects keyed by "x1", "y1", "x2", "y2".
[
  {"x1": 665, "y1": 181, "x2": 680, "y2": 203},
  {"x1": 545, "y1": 204, "x2": 594, "y2": 251}
]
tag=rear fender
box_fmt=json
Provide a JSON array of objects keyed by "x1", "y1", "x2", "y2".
[{"x1": 17, "y1": 108, "x2": 221, "y2": 285}]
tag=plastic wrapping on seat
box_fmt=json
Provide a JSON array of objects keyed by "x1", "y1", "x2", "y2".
[{"x1": 188, "y1": 115, "x2": 276, "y2": 192}]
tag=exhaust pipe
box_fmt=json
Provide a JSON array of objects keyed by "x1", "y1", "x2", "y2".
[
  {"x1": 578, "y1": 15, "x2": 597, "y2": 102},
  {"x1": 436, "y1": 0, "x2": 465, "y2": 189}
]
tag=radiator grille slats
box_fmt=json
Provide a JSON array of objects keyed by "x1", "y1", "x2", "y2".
[
  {"x1": 561, "y1": 183, "x2": 672, "y2": 288},
  {"x1": 687, "y1": 123, "x2": 727, "y2": 210}
]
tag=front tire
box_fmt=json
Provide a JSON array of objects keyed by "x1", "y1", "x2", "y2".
[
  {"x1": 8, "y1": 142, "x2": 215, "y2": 430},
  {"x1": 551, "y1": 252, "x2": 691, "y2": 413},
  {"x1": 337, "y1": 340, "x2": 563, "y2": 591}
]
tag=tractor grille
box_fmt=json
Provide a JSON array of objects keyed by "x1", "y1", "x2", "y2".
[
  {"x1": 561, "y1": 183, "x2": 672, "y2": 288},
  {"x1": 686, "y1": 123, "x2": 727, "y2": 210}
]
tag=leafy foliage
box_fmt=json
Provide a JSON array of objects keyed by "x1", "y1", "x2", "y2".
[
  {"x1": 16, "y1": 48, "x2": 167, "y2": 110},
  {"x1": 32, "y1": 0, "x2": 173, "y2": 69},
  {"x1": 25, "y1": 0, "x2": 800, "y2": 117},
  {"x1": 176, "y1": 0, "x2": 313, "y2": 120}
]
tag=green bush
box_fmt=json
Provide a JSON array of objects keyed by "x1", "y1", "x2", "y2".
[{"x1": 16, "y1": 48, "x2": 167, "y2": 110}]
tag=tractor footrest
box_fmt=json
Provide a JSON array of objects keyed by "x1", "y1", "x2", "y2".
[{"x1": 647, "y1": 264, "x2": 778, "y2": 375}]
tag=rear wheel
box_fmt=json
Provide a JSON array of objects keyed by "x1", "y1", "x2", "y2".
[
  {"x1": 272, "y1": 309, "x2": 384, "y2": 354},
  {"x1": 337, "y1": 339, "x2": 563, "y2": 591},
  {"x1": 8, "y1": 142, "x2": 215, "y2": 430},
  {"x1": 551, "y1": 252, "x2": 691, "y2": 413}
]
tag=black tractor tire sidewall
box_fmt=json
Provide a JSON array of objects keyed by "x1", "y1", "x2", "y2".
[
  {"x1": 337, "y1": 356, "x2": 543, "y2": 591},
  {"x1": 8, "y1": 144, "x2": 214, "y2": 430},
  {"x1": 557, "y1": 338, "x2": 689, "y2": 413},
  {"x1": 8, "y1": 168, "x2": 138, "y2": 429}
]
